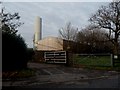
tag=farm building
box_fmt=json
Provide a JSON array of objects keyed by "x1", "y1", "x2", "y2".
[
  {"x1": 34, "y1": 36, "x2": 79, "y2": 52},
  {"x1": 33, "y1": 16, "x2": 79, "y2": 62},
  {"x1": 35, "y1": 36, "x2": 63, "y2": 51},
  {"x1": 33, "y1": 16, "x2": 79, "y2": 52},
  {"x1": 33, "y1": 36, "x2": 77, "y2": 63}
]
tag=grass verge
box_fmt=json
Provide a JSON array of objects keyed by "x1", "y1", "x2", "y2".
[
  {"x1": 73, "y1": 64, "x2": 120, "y2": 71},
  {"x1": 2, "y1": 68, "x2": 35, "y2": 80}
]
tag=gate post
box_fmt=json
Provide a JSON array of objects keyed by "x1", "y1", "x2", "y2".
[
  {"x1": 66, "y1": 51, "x2": 69, "y2": 66},
  {"x1": 111, "y1": 54, "x2": 114, "y2": 67},
  {"x1": 66, "y1": 51, "x2": 73, "y2": 66}
]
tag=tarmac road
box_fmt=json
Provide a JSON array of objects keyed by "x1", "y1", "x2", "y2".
[
  {"x1": 2, "y1": 75, "x2": 120, "y2": 89},
  {"x1": 2, "y1": 63, "x2": 120, "y2": 89},
  {"x1": 21, "y1": 75, "x2": 120, "y2": 88}
]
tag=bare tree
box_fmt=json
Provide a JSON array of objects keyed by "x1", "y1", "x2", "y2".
[
  {"x1": 76, "y1": 25, "x2": 112, "y2": 53},
  {"x1": 89, "y1": 1, "x2": 120, "y2": 55},
  {"x1": 58, "y1": 22, "x2": 78, "y2": 51},
  {"x1": 1, "y1": 4, "x2": 23, "y2": 35},
  {"x1": 77, "y1": 25, "x2": 108, "y2": 43},
  {"x1": 58, "y1": 22, "x2": 78, "y2": 41}
]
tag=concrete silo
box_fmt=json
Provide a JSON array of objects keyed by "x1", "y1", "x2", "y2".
[
  {"x1": 34, "y1": 16, "x2": 42, "y2": 42},
  {"x1": 34, "y1": 16, "x2": 42, "y2": 49}
]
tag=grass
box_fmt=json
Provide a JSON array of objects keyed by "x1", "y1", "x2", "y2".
[
  {"x1": 74, "y1": 55, "x2": 111, "y2": 66},
  {"x1": 2, "y1": 68, "x2": 35, "y2": 80},
  {"x1": 73, "y1": 64, "x2": 120, "y2": 71},
  {"x1": 73, "y1": 54, "x2": 120, "y2": 71}
]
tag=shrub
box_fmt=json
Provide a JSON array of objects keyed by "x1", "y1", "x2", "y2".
[
  {"x1": 2, "y1": 32, "x2": 29, "y2": 71},
  {"x1": 27, "y1": 48, "x2": 35, "y2": 61}
]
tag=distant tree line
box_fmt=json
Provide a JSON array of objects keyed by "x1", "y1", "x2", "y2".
[
  {"x1": 59, "y1": 23, "x2": 113, "y2": 54},
  {"x1": 59, "y1": 1, "x2": 120, "y2": 54},
  {"x1": 76, "y1": 26, "x2": 113, "y2": 54}
]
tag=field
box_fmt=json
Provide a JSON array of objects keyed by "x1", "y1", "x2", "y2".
[
  {"x1": 73, "y1": 54, "x2": 120, "y2": 71},
  {"x1": 74, "y1": 54, "x2": 111, "y2": 66}
]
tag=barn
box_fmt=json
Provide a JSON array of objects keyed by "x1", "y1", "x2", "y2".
[
  {"x1": 35, "y1": 36, "x2": 79, "y2": 52},
  {"x1": 35, "y1": 36, "x2": 63, "y2": 51}
]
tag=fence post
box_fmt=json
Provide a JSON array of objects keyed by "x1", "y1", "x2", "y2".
[
  {"x1": 66, "y1": 51, "x2": 69, "y2": 66},
  {"x1": 111, "y1": 54, "x2": 114, "y2": 67},
  {"x1": 66, "y1": 51, "x2": 73, "y2": 66}
]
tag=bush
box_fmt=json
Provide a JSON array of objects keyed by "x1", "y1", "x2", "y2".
[
  {"x1": 27, "y1": 48, "x2": 35, "y2": 61},
  {"x1": 2, "y1": 32, "x2": 29, "y2": 71}
]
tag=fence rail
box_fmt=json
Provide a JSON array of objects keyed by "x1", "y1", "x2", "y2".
[{"x1": 44, "y1": 51, "x2": 67, "y2": 63}]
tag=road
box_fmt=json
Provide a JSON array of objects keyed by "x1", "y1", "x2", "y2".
[
  {"x1": 21, "y1": 75, "x2": 120, "y2": 88},
  {"x1": 2, "y1": 63, "x2": 120, "y2": 89},
  {"x1": 2, "y1": 75, "x2": 120, "y2": 89}
]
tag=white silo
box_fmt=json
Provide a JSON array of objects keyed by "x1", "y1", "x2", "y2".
[
  {"x1": 33, "y1": 16, "x2": 42, "y2": 50},
  {"x1": 34, "y1": 16, "x2": 42, "y2": 43}
]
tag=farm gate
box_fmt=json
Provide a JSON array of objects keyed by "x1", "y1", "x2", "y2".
[{"x1": 44, "y1": 51, "x2": 67, "y2": 63}]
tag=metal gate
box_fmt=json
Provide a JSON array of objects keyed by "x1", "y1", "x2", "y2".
[{"x1": 44, "y1": 51, "x2": 67, "y2": 63}]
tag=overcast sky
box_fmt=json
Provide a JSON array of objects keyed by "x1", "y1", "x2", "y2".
[{"x1": 2, "y1": 2, "x2": 109, "y2": 48}]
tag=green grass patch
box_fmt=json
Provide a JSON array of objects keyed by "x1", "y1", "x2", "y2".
[
  {"x1": 73, "y1": 64, "x2": 120, "y2": 71},
  {"x1": 74, "y1": 55, "x2": 111, "y2": 66},
  {"x1": 2, "y1": 68, "x2": 35, "y2": 80},
  {"x1": 73, "y1": 54, "x2": 120, "y2": 71}
]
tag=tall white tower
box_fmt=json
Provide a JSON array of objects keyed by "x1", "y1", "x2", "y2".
[
  {"x1": 35, "y1": 16, "x2": 42, "y2": 42},
  {"x1": 34, "y1": 16, "x2": 42, "y2": 49}
]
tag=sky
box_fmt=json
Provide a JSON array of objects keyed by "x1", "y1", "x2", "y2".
[{"x1": 2, "y1": 1, "x2": 110, "y2": 48}]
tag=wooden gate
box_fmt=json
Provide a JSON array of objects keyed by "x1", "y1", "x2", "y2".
[{"x1": 44, "y1": 51, "x2": 67, "y2": 63}]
